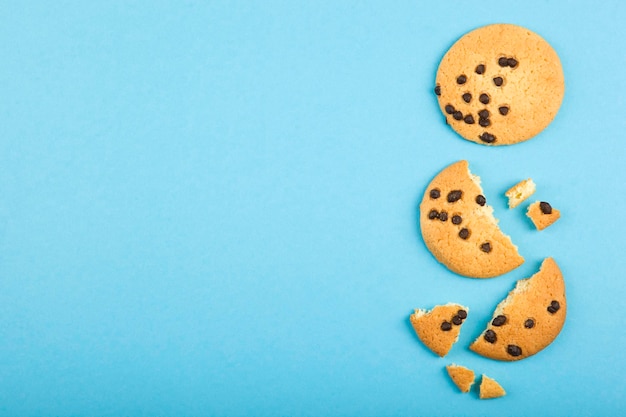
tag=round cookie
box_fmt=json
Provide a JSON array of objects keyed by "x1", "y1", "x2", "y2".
[
  {"x1": 410, "y1": 303, "x2": 469, "y2": 357},
  {"x1": 419, "y1": 160, "x2": 524, "y2": 278},
  {"x1": 434, "y1": 24, "x2": 565, "y2": 145},
  {"x1": 470, "y1": 258, "x2": 567, "y2": 361}
]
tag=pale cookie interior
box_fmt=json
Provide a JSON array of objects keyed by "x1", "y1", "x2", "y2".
[
  {"x1": 506, "y1": 178, "x2": 536, "y2": 209},
  {"x1": 420, "y1": 160, "x2": 524, "y2": 278},
  {"x1": 410, "y1": 303, "x2": 469, "y2": 357},
  {"x1": 479, "y1": 375, "x2": 506, "y2": 399},
  {"x1": 469, "y1": 258, "x2": 566, "y2": 361},
  {"x1": 445, "y1": 364, "x2": 476, "y2": 393},
  {"x1": 527, "y1": 201, "x2": 561, "y2": 230}
]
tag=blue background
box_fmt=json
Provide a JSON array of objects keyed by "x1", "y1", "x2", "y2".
[{"x1": 1, "y1": 1, "x2": 625, "y2": 415}]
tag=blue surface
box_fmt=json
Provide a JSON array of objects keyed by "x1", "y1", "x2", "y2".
[{"x1": 0, "y1": 1, "x2": 625, "y2": 415}]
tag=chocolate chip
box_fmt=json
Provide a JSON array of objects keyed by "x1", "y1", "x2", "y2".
[
  {"x1": 452, "y1": 315, "x2": 463, "y2": 325},
  {"x1": 435, "y1": 85, "x2": 441, "y2": 96},
  {"x1": 507, "y1": 344, "x2": 522, "y2": 357},
  {"x1": 484, "y1": 329, "x2": 497, "y2": 343},
  {"x1": 479, "y1": 118, "x2": 491, "y2": 127},
  {"x1": 457, "y1": 309, "x2": 467, "y2": 319},
  {"x1": 430, "y1": 188, "x2": 441, "y2": 199},
  {"x1": 475, "y1": 64, "x2": 485, "y2": 74},
  {"x1": 464, "y1": 115, "x2": 475, "y2": 124},
  {"x1": 524, "y1": 318, "x2": 535, "y2": 329},
  {"x1": 493, "y1": 76, "x2": 504, "y2": 86},
  {"x1": 453, "y1": 111, "x2": 463, "y2": 121},
  {"x1": 457, "y1": 75, "x2": 467, "y2": 84},
  {"x1": 458, "y1": 228, "x2": 470, "y2": 240},
  {"x1": 445, "y1": 104, "x2": 455, "y2": 114},
  {"x1": 498, "y1": 106, "x2": 510, "y2": 115},
  {"x1": 451, "y1": 215, "x2": 462, "y2": 225},
  {"x1": 547, "y1": 300, "x2": 560, "y2": 314},
  {"x1": 462, "y1": 93, "x2": 472, "y2": 103},
  {"x1": 540, "y1": 202, "x2": 553, "y2": 214},
  {"x1": 447, "y1": 190, "x2": 463, "y2": 202},
  {"x1": 475, "y1": 195, "x2": 486, "y2": 206},
  {"x1": 428, "y1": 209, "x2": 439, "y2": 220},
  {"x1": 479, "y1": 93, "x2": 490, "y2": 105},
  {"x1": 438, "y1": 211, "x2": 448, "y2": 222},
  {"x1": 480, "y1": 242, "x2": 492, "y2": 253},
  {"x1": 492, "y1": 315, "x2": 507, "y2": 326},
  {"x1": 479, "y1": 132, "x2": 496, "y2": 143},
  {"x1": 478, "y1": 109, "x2": 490, "y2": 119},
  {"x1": 507, "y1": 58, "x2": 518, "y2": 68},
  {"x1": 498, "y1": 57, "x2": 509, "y2": 67},
  {"x1": 441, "y1": 321, "x2": 452, "y2": 331}
]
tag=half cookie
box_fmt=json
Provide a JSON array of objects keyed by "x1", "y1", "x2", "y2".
[
  {"x1": 445, "y1": 364, "x2": 475, "y2": 393},
  {"x1": 420, "y1": 160, "x2": 524, "y2": 278},
  {"x1": 410, "y1": 303, "x2": 468, "y2": 357},
  {"x1": 470, "y1": 258, "x2": 566, "y2": 361}
]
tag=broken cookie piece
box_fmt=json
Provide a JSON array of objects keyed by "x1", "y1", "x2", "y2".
[
  {"x1": 479, "y1": 375, "x2": 506, "y2": 399},
  {"x1": 445, "y1": 364, "x2": 475, "y2": 393},
  {"x1": 505, "y1": 178, "x2": 536, "y2": 208},
  {"x1": 410, "y1": 303, "x2": 469, "y2": 357},
  {"x1": 420, "y1": 160, "x2": 524, "y2": 278},
  {"x1": 527, "y1": 201, "x2": 560, "y2": 230},
  {"x1": 469, "y1": 258, "x2": 566, "y2": 361}
]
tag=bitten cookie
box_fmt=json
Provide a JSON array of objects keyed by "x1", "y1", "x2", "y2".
[
  {"x1": 470, "y1": 258, "x2": 566, "y2": 361},
  {"x1": 420, "y1": 160, "x2": 524, "y2": 278},
  {"x1": 445, "y1": 364, "x2": 475, "y2": 393},
  {"x1": 479, "y1": 375, "x2": 506, "y2": 399},
  {"x1": 410, "y1": 303, "x2": 469, "y2": 357},
  {"x1": 434, "y1": 24, "x2": 565, "y2": 145},
  {"x1": 506, "y1": 178, "x2": 536, "y2": 209},
  {"x1": 527, "y1": 201, "x2": 560, "y2": 230}
]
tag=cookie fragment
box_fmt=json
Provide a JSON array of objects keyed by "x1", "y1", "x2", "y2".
[
  {"x1": 505, "y1": 178, "x2": 536, "y2": 209},
  {"x1": 445, "y1": 364, "x2": 476, "y2": 393},
  {"x1": 469, "y1": 258, "x2": 566, "y2": 361},
  {"x1": 410, "y1": 303, "x2": 469, "y2": 357},
  {"x1": 527, "y1": 201, "x2": 561, "y2": 230},
  {"x1": 479, "y1": 375, "x2": 506, "y2": 399},
  {"x1": 419, "y1": 160, "x2": 524, "y2": 278}
]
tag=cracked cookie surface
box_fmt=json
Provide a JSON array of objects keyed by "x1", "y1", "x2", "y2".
[{"x1": 435, "y1": 24, "x2": 565, "y2": 145}]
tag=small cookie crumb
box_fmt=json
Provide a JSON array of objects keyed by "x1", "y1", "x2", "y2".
[
  {"x1": 527, "y1": 201, "x2": 561, "y2": 230},
  {"x1": 479, "y1": 375, "x2": 506, "y2": 399},
  {"x1": 445, "y1": 364, "x2": 476, "y2": 393},
  {"x1": 505, "y1": 178, "x2": 536, "y2": 208}
]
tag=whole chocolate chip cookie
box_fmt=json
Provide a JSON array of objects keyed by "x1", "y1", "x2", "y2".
[{"x1": 434, "y1": 24, "x2": 565, "y2": 145}]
